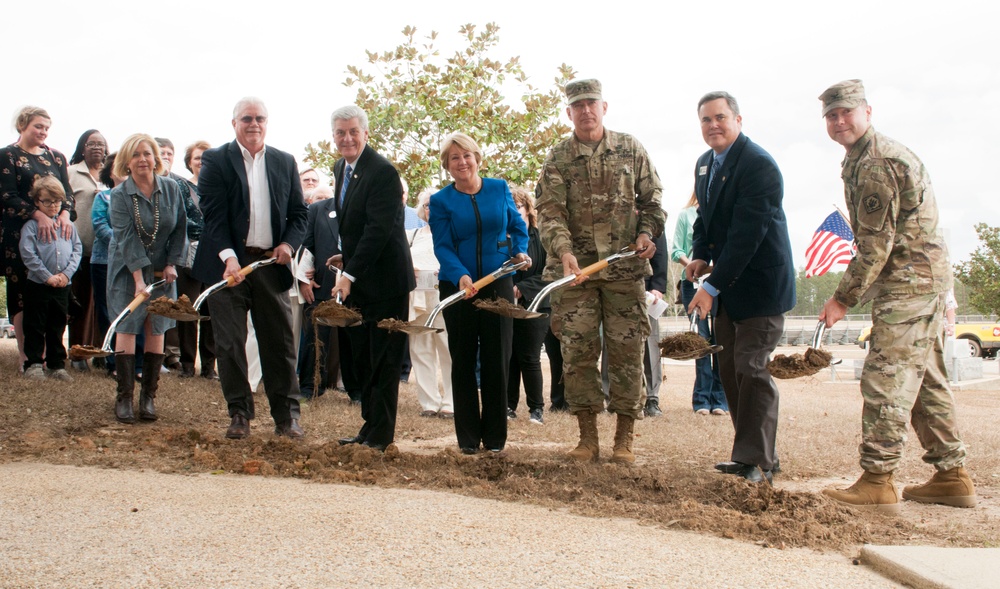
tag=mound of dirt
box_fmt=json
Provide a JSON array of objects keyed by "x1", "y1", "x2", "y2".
[
  {"x1": 377, "y1": 318, "x2": 410, "y2": 332},
  {"x1": 148, "y1": 295, "x2": 198, "y2": 318},
  {"x1": 768, "y1": 347, "x2": 833, "y2": 379},
  {"x1": 659, "y1": 332, "x2": 713, "y2": 359},
  {"x1": 473, "y1": 297, "x2": 525, "y2": 317},
  {"x1": 313, "y1": 300, "x2": 362, "y2": 324}
]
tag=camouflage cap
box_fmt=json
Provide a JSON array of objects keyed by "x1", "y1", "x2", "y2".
[
  {"x1": 819, "y1": 79, "x2": 866, "y2": 116},
  {"x1": 565, "y1": 79, "x2": 602, "y2": 104}
]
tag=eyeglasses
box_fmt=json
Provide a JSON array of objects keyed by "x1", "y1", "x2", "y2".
[
  {"x1": 239, "y1": 116, "x2": 268, "y2": 124},
  {"x1": 85, "y1": 142, "x2": 106, "y2": 149},
  {"x1": 36, "y1": 199, "x2": 62, "y2": 206},
  {"x1": 422, "y1": 203, "x2": 430, "y2": 209}
]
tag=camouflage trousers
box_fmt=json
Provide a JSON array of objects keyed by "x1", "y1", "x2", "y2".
[
  {"x1": 551, "y1": 278, "x2": 649, "y2": 419},
  {"x1": 860, "y1": 292, "x2": 967, "y2": 474}
]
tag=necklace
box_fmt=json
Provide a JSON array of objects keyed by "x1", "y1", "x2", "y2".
[{"x1": 132, "y1": 193, "x2": 160, "y2": 248}]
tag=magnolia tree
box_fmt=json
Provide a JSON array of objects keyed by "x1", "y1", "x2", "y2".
[
  {"x1": 304, "y1": 23, "x2": 575, "y2": 202},
  {"x1": 955, "y1": 223, "x2": 1000, "y2": 317}
]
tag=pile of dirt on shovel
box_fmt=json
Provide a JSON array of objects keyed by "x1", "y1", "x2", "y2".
[
  {"x1": 313, "y1": 300, "x2": 362, "y2": 324},
  {"x1": 148, "y1": 295, "x2": 197, "y2": 316},
  {"x1": 768, "y1": 347, "x2": 833, "y2": 379},
  {"x1": 377, "y1": 318, "x2": 411, "y2": 332},
  {"x1": 659, "y1": 332, "x2": 713, "y2": 358},
  {"x1": 473, "y1": 297, "x2": 525, "y2": 317}
]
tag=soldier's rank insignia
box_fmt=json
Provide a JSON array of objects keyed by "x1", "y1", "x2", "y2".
[{"x1": 863, "y1": 194, "x2": 882, "y2": 214}]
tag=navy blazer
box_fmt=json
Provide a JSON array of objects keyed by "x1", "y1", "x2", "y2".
[
  {"x1": 333, "y1": 145, "x2": 415, "y2": 306},
  {"x1": 191, "y1": 140, "x2": 308, "y2": 291},
  {"x1": 301, "y1": 198, "x2": 341, "y2": 301},
  {"x1": 691, "y1": 133, "x2": 795, "y2": 321}
]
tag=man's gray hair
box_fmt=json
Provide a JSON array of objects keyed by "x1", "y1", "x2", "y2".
[
  {"x1": 697, "y1": 91, "x2": 740, "y2": 116},
  {"x1": 233, "y1": 96, "x2": 268, "y2": 120},
  {"x1": 331, "y1": 105, "x2": 369, "y2": 131}
]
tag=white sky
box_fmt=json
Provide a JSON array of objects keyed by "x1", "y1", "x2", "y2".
[{"x1": 3, "y1": 0, "x2": 997, "y2": 267}]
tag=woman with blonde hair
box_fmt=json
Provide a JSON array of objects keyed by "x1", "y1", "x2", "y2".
[
  {"x1": 106, "y1": 134, "x2": 187, "y2": 423},
  {"x1": 429, "y1": 132, "x2": 530, "y2": 454}
]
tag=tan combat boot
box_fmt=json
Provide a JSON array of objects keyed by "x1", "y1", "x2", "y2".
[
  {"x1": 567, "y1": 411, "x2": 600, "y2": 462},
  {"x1": 611, "y1": 414, "x2": 636, "y2": 464},
  {"x1": 822, "y1": 471, "x2": 901, "y2": 515},
  {"x1": 902, "y1": 466, "x2": 978, "y2": 508}
]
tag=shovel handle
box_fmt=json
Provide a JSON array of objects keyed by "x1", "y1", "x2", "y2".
[
  {"x1": 125, "y1": 291, "x2": 151, "y2": 313},
  {"x1": 578, "y1": 259, "x2": 610, "y2": 277},
  {"x1": 225, "y1": 264, "x2": 258, "y2": 287}
]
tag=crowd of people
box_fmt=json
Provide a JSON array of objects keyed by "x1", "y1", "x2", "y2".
[{"x1": 0, "y1": 76, "x2": 977, "y2": 512}]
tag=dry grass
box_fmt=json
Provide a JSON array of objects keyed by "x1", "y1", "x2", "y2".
[{"x1": 2, "y1": 341, "x2": 998, "y2": 553}]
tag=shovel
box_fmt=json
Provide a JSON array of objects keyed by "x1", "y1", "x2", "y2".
[
  {"x1": 69, "y1": 279, "x2": 167, "y2": 359},
  {"x1": 314, "y1": 269, "x2": 362, "y2": 327},
  {"x1": 659, "y1": 310, "x2": 725, "y2": 361},
  {"x1": 386, "y1": 258, "x2": 528, "y2": 335},
  {"x1": 160, "y1": 257, "x2": 278, "y2": 321},
  {"x1": 767, "y1": 321, "x2": 840, "y2": 379}
]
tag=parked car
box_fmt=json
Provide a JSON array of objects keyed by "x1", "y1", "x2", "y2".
[
  {"x1": 0, "y1": 320, "x2": 12, "y2": 339},
  {"x1": 858, "y1": 322, "x2": 1000, "y2": 358}
]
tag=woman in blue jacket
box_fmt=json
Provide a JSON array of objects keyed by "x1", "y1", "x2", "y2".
[{"x1": 429, "y1": 133, "x2": 530, "y2": 454}]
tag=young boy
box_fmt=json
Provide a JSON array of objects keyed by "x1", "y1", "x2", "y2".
[{"x1": 19, "y1": 175, "x2": 83, "y2": 381}]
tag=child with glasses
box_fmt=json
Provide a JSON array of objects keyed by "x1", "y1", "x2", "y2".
[{"x1": 18, "y1": 176, "x2": 82, "y2": 380}]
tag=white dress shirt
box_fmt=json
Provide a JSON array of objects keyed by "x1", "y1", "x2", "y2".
[{"x1": 219, "y1": 142, "x2": 273, "y2": 263}]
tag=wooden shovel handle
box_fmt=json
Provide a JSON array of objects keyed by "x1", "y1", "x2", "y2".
[{"x1": 225, "y1": 264, "x2": 258, "y2": 287}]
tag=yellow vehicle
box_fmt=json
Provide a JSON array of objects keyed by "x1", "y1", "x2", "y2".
[{"x1": 858, "y1": 322, "x2": 1000, "y2": 358}]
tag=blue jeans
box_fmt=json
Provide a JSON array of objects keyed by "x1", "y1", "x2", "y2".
[{"x1": 681, "y1": 280, "x2": 728, "y2": 412}]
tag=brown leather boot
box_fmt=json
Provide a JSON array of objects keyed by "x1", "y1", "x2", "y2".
[
  {"x1": 139, "y1": 353, "x2": 164, "y2": 421},
  {"x1": 902, "y1": 466, "x2": 978, "y2": 508},
  {"x1": 611, "y1": 414, "x2": 636, "y2": 464},
  {"x1": 567, "y1": 410, "x2": 600, "y2": 462},
  {"x1": 114, "y1": 353, "x2": 136, "y2": 424},
  {"x1": 823, "y1": 471, "x2": 900, "y2": 515}
]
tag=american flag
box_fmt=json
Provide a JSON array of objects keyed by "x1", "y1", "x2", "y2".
[{"x1": 804, "y1": 211, "x2": 855, "y2": 277}]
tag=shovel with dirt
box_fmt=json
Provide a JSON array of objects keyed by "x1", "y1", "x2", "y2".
[
  {"x1": 768, "y1": 320, "x2": 841, "y2": 379},
  {"x1": 69, "y1": 279, "x2": 167, "y2": 360},
  {"x1": 659, "y1": 312, "x2": 724, "y2": 361},
  {"x1": 148, "y1": 258, "x2": 277, "y2": 321},
  {"x1": 380, "y1": 258, "x2": 528, "y2": 335},
  {"x1": 313, "y1": 269, "x2": 362, "y2": 328},
  {"x1": 474, "y1": 245, "x2": 644, "y2": 319}
]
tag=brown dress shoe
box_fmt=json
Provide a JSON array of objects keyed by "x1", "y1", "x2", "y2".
[
  {"x1": 226, "y1": 414, "x2": 250, "y2": 439},
  {"x1": 275, "y1": 419, "x2": 305, "y2": 439}
]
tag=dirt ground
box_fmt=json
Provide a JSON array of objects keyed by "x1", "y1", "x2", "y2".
[{"x1": 2, "y1": 340, "x2": 997, "y2": 555}]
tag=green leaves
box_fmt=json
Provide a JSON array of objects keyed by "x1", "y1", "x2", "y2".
[
  {"x1": 955, "y1": 224, "x2": 1000, "y2": 317},
  {"x1": 303, "y1": 23, "x2": 575, "y2": 203}
]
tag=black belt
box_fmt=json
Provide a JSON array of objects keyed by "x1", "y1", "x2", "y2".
[{"x1": 245, "y1": 246, "x2": 272, "y2": 258}]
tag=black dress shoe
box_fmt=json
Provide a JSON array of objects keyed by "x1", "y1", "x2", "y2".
[
  {"x1": 362, "y1": 441, "x2": 388, "y2": 452},
  {"x1": 729, "y1": 463, "x2": 772, "y2": 484},
  {"x1": 460, "y1": 447, "x2": 478, "y2": 455},
  {"x1": 339, "y1": 434, "x2": 364, "y2": 446},
  {"x1": 772, "y1": 458, "x2": 782, "y2": 474},
  {"x1": 225, "y1": 414, "x2": 250, "y2": 439},
  {"x1": 200, "y1": 369, "x2": 219, "y2": 380},
  {"x1": 715, "y1": 461, "x2": 744, "y2": 474},
  {"x1": 275, "y1": 419, "x2": 305, "y2": 439}
]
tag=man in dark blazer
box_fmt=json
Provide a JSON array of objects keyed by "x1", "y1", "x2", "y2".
[
  {"x1": 328, "y1": 105, "x2": 415, "y2": 451},
  {"x1": 192, "y1": 97, "x2": 309, "y2": 440},
  {"x1": 686, "y1": 91, "x2": 796, "y2": 484}
]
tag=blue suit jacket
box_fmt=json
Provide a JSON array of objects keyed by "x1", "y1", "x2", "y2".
[
  {"x1": 691, "y1": 133, "x2": 795, "y2": 321},
  {"x1": 191, "y1": 140, "x2": 308, "y2": 291}
]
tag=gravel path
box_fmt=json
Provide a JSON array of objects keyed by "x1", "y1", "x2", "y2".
[{"x1": 0, "y1": 463, "x2": 901, "y2": 588}]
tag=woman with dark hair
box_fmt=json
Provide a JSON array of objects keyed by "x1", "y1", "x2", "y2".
[
  {"x1": 107, "y1": 134, "x2": 187, "y2": 423},
  {"x1": 429, "y1": 132, "x2": 530, "y2": 454},
  {"x1": 0, "y1": 106, "x2": 75, "y2": 368},
  {"x1": 506, "y1": 186, "x2": 551, "y2": 425},
  {"x1": 172, "y1": 140, "x2": 214, "y2": 378},
  {"x1": 66, "y1": 129, "x2": 108, "y2": 370}
]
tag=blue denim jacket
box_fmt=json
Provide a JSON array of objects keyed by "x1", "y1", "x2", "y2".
[{"x1": 90, "y1": 189, "x2": 112, "y2": 264}]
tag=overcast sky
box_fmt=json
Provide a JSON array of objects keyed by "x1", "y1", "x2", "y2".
[{"x1": 3, "y1": 0, "x2": 996, "y2": 267}]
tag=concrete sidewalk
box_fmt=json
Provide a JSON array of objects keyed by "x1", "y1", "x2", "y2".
[
  {"x1": 0, "y1": 463, "x2": 905, "y2": 589},
  {"x1": 862, "y1": 545, "x2": 1000, "y2": 589}
]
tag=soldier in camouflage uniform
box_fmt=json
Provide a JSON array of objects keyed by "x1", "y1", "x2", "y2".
[
  {"x1": 818, "y1": 79, "x2": 976, "y2": 513},
  {"x1": 535, "y1": 79, "x2": 665, "y2": 464}
]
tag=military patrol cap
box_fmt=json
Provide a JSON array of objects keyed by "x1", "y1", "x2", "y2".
[
  {"x1": 565, "y1": 79, "x2": 602, "y2": 104},
  {"x1": 819, "y1": 79, "x2": 866, "y2": 116}
]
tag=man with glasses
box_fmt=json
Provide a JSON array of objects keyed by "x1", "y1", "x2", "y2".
[{"x1": 192, "y1": 97, "x2": 309, "y2": 440}]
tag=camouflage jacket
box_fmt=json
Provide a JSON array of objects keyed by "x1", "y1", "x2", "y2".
[
  {"x1": 834, "y1": 127, "x2": 952, "y2": 308},
  {"x1": 535, "y1": 128, "x2": 665, "y2": 282}
]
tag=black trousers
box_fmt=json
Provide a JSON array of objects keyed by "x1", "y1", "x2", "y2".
[
  {"x1": 23, "y1": 281, "x2": 70, "y2": 370},
  {"x1": 208, "y1": 264, "x2": 300, "y2": 425},
  {"x1": 346, "y1": 292, "x2": 409, "y2": 446},
  {"x1": 441, "y1": 278, "x2": 512, "y2": 451},
  {"x1": 508, "y1": 314, "x2": 548, "y2": 412},
  {"x1": 714, "y1": 305, "x2": 784, "y2": 471},
  {"x1": 544, "y1": 327, "x2": 566, "y2": 408}
]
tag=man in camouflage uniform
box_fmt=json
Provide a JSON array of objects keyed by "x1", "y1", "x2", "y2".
[
  {"x1": 536, "y1": 79, "x2": 665, "y2": 464},
  {"x1": 819, "y1": 79, "x2": 976, "y2": 513}
]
